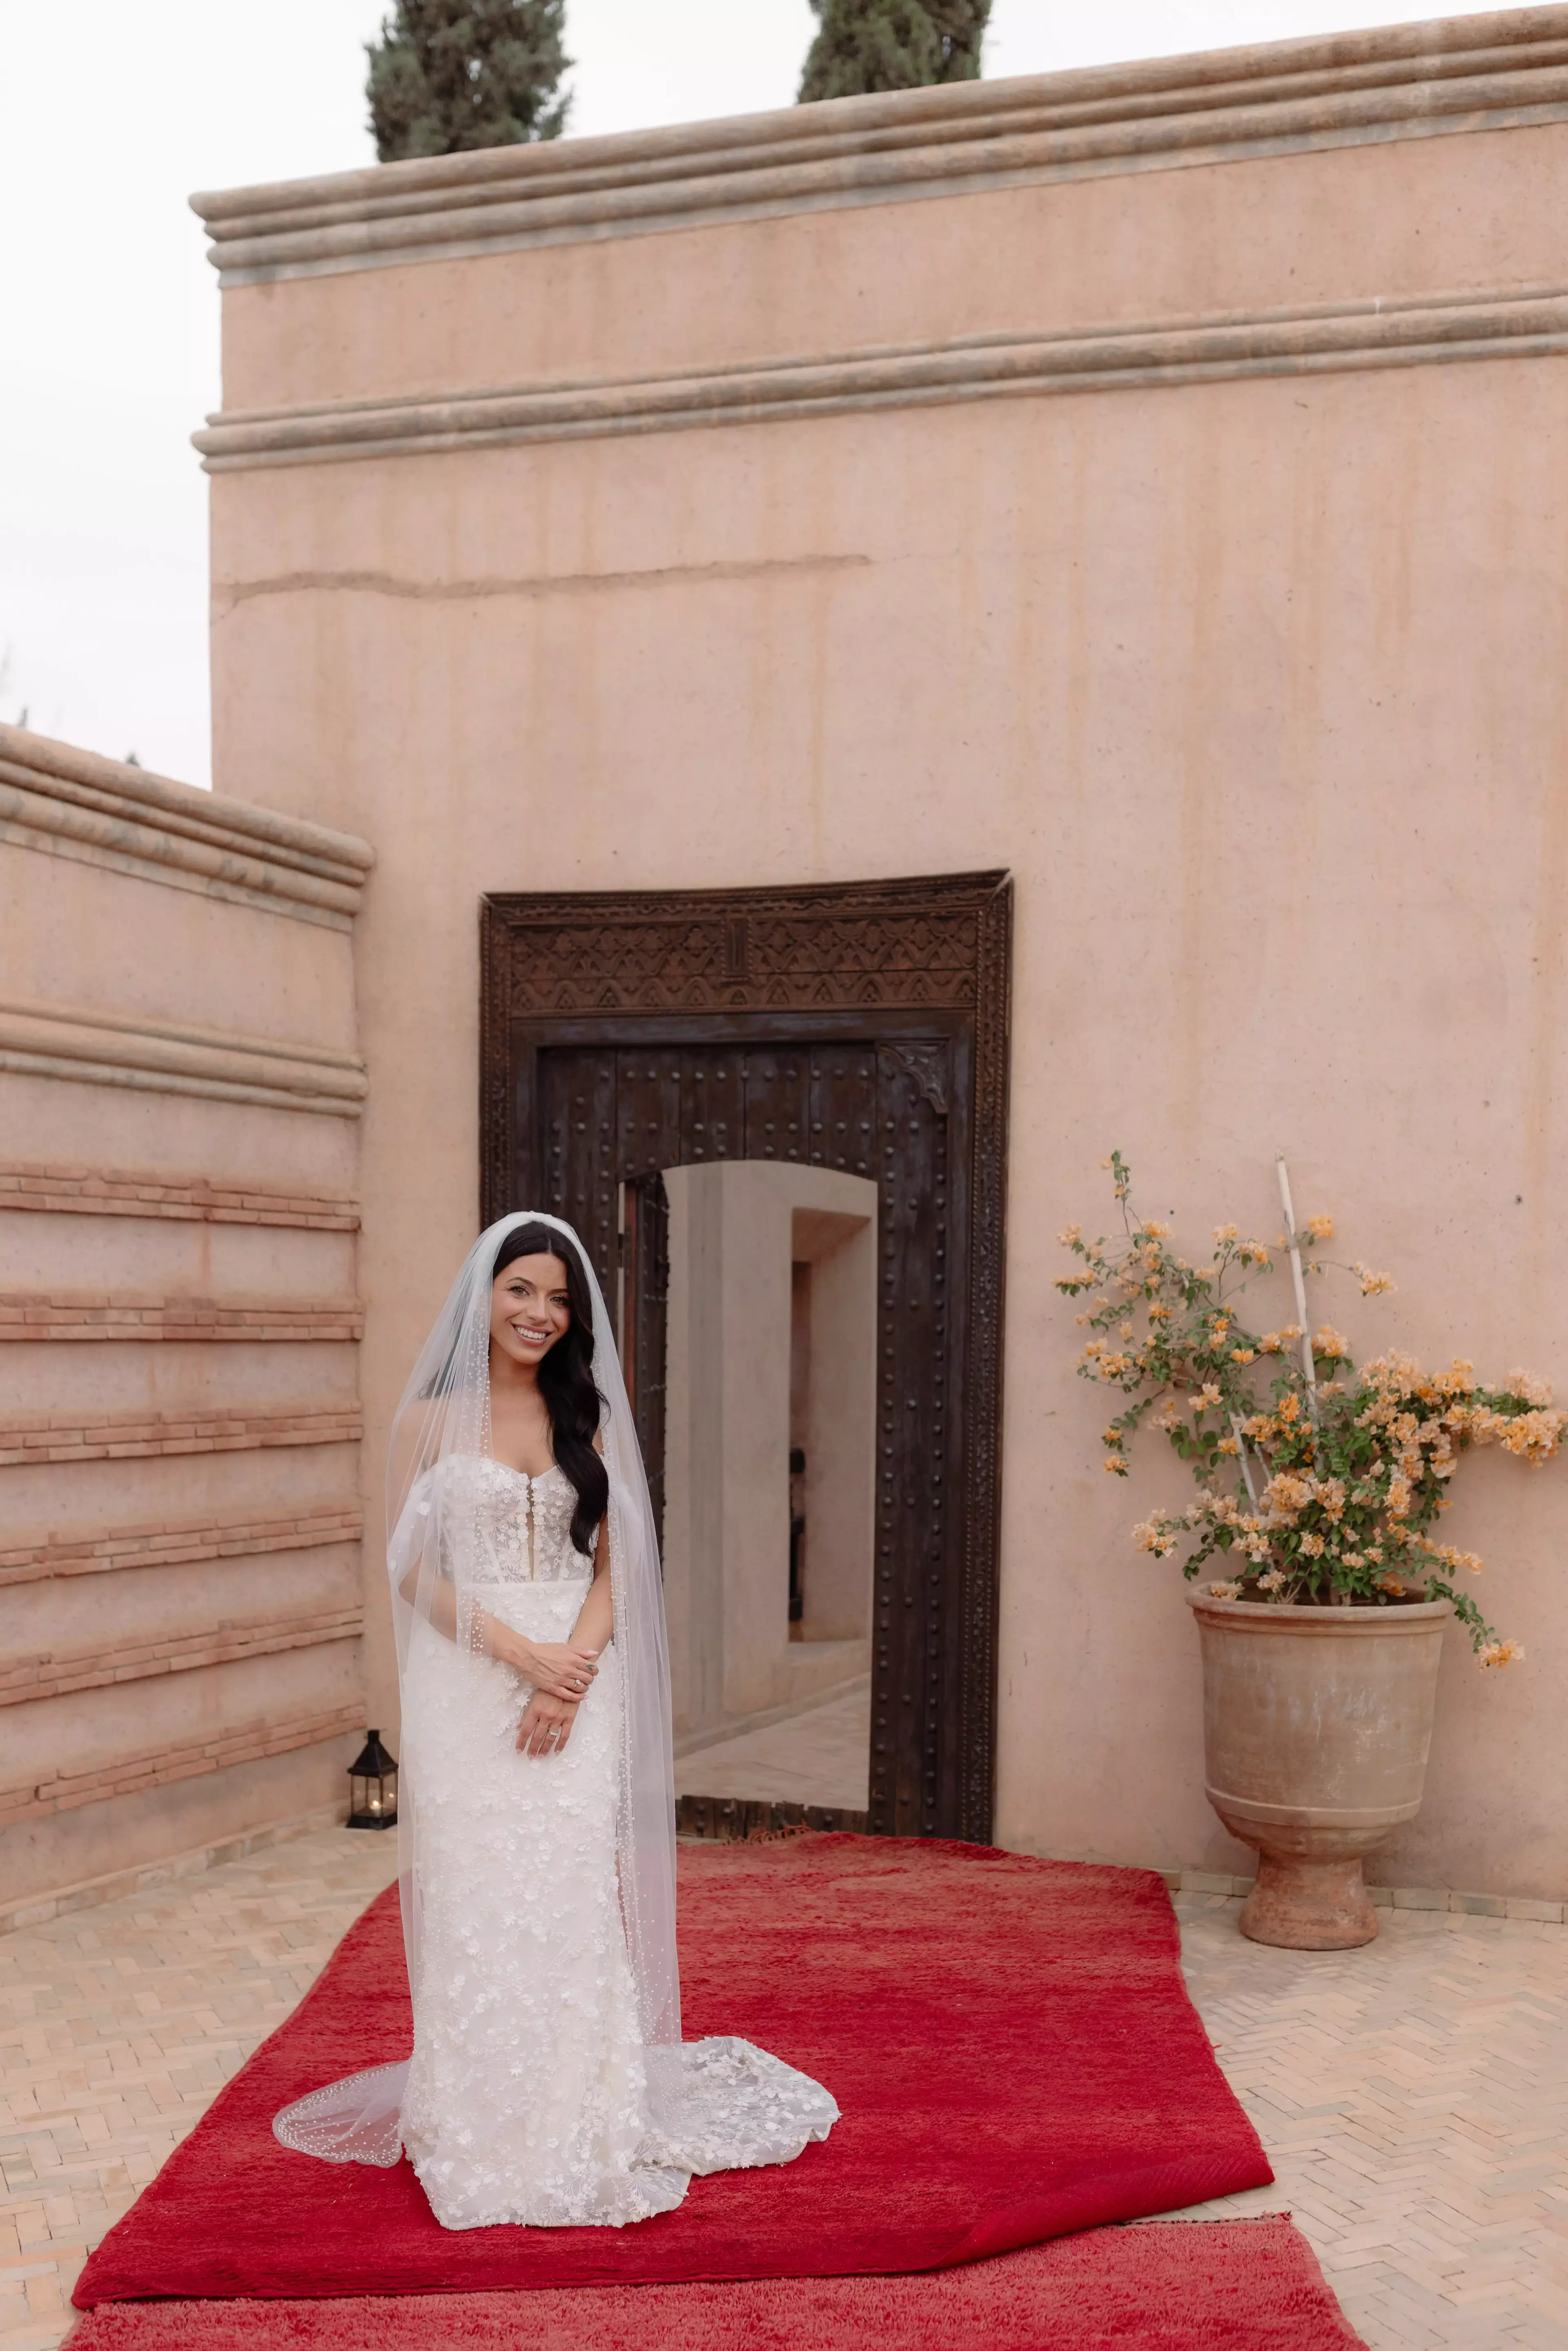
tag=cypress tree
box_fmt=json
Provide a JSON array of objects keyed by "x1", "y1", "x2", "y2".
[
  {"x1": 798, "y1": 0, "x2": 990, "y2": 103},
  {"x1": 367, "y1": 0, "x2": 571, "y2": 162}
]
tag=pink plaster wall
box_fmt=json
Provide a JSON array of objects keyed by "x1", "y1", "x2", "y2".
[
  {"x1": 0, "y1": 731, "x2": 372, "y2": 1911},
  {"x1": 219, "y1": 125, "x2": 1568, "y2": 414},
  {"x1": 207, "y1": 67, "x2": 1568, "y2": 1898}
]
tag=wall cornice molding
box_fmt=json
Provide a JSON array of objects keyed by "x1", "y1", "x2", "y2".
[
  {"x1": 0, "y1": 994, "x2": 369, "y2": 1116},
  {"x1": 190, "y1": 10, "x2": 1568, "y2": 286},
  {"x1": 196, "y1": 281, "x2": 1568, "y2": 475},
  {"x1": 0, "y1": 1294, "x2": 364, "y2": 1343},
  {"x1": 0, "y1": 1504, "x2": 363, "y2": 1589},
  {"x1": 0, "y1": 1704, "x2": 363, "y2": 1825},
  {"x1": 0, "y1": 726, "x2": 373, "y2": 928},
  {"x1": 0, "y1": 1607, "x2": 363, "y2": 1709},
  {"x1": 0, "y1": 1402, "x2": 362, "y2": 1470},
  {"x1": 0, "y1": 1163, "x2": 360, "y2": 1228}
]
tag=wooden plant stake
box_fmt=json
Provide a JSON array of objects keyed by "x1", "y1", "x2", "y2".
[{"x1": 1275, "y1": 1154, "x2": 1318, "y2": 1419}]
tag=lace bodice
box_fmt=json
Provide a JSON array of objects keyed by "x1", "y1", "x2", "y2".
[{"x1": 407, "y1": 1455, "x2": 597, "y2": 1585}]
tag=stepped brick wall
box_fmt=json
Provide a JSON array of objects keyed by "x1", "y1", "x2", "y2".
[{"x1": 0, "y1": 723, "x2": 374, "y2": 1909}]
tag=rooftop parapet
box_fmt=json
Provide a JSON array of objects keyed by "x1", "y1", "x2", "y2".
[
  {"x1": 0, "y1": 724, "x2": 374, "y2": 928},
  {"x1": 192, "y1": 7, "x2": 1568, "y2": 285}
]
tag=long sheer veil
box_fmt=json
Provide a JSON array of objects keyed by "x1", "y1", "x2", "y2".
[{"x1": 273, "y1": 1210, "x2": 680, "y2": 2165}]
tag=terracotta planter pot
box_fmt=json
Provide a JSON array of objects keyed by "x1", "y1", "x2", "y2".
[{"x1": 1186, "y1": 1590, "x2": 1450, "y2": 1949}]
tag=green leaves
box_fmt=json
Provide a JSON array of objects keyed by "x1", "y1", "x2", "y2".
[
  {"x1": 799, "y1": 0, "x2": 992, "y2": 104},
  {"x1": 367, "y1": 0, "x2": 570, "y2": 162}
]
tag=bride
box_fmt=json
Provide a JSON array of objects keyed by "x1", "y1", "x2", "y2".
[{"x1": 274, "y1": 1211, "x2": 837, "y2": 2228}]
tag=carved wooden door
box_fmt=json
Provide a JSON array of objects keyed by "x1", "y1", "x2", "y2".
[
  {"x1": 621, "y1": 1169, "x2": 670, "y2": 1556},
  {"x1": 481, "y1": 873, "x2": 1011, "y2": 1843},
  {"x1": 534, "y1": 1038, "x2": 958, "y2": 1838}
]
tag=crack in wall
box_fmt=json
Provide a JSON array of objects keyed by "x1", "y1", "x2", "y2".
[{"x1": 214, "y1": 553, "x2": 873, "y2": 609}]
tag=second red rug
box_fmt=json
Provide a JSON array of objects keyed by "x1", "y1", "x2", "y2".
[
  {"x1": 76, "y1": 1835, "x2": 1273, "y2": 2304},
  {"x1": 69, "y1": 2221, "x2": 1363, "y2": 2348}
]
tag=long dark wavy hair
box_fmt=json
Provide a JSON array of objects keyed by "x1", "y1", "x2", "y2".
[{"x1": 491, "y1": 1221, "x2": 608, "y2": 1558}]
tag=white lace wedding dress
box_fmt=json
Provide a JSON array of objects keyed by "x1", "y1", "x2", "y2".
[{"x1": 276, "y1": 1453, "x2": 837, "y2": 2230}]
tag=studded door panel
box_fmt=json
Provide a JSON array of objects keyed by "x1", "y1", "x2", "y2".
[{"x1": 536, "y1": 1042, "x2": 951, "y2": 1834}]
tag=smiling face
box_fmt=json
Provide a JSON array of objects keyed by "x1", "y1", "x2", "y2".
[{"x1": 488, "y1": 1252, "x2": 572, "y2": 1375}]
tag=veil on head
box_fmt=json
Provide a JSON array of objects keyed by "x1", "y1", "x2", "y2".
[{"x1": 272, "y1": 1210, "x2": 681, "y2": 2166}]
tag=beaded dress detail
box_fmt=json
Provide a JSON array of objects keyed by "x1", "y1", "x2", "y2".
[{"x1": 273, "y1": 1455, "x2": 837, "y2": 2229}]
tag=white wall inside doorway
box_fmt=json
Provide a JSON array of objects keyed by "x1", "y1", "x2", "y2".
[{"x1": 662, "y1": 1160, "x2": 876, "y2": 1750}]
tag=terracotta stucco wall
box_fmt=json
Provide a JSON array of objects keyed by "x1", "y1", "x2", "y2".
[
  {"x1": 202, "y1": 14, "x2": 1568, "y2": 1897},
  {"x1": 0, "y1": 728, "x2": 373, "y2": 1916}
]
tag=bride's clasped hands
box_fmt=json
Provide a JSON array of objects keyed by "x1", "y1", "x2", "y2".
[
  {"x1": 488, "y1": 1628, "x2": 597, "y2": 1694},
  {"x1": 494, "y1": 1630, "x2": 597, "y2": 1754},
  {"x1": 513, "y1": 1676, "x2": 592, "y2": 1754}
]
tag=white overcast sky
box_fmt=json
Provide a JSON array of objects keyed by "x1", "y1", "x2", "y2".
[{"x1": 1, "y1": 0, "x2": 1517, "y2": 788}]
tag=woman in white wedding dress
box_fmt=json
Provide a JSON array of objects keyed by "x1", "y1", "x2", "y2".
[{"x1": 274, "y1": 1212, "x2": 837, "y2": 2229}]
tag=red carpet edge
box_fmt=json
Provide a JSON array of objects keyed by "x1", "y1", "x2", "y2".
[
  {"x1": 66, "y1": 2221, "x2": 1365, "y2": 2349},
  {"x1": 77, "y1": 1835, "x2": 1275, "y2": 2306}
]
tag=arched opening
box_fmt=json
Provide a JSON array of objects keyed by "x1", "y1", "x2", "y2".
[{"x1": 660, "y1": 1163, "x2": 877, "y2": 1813}]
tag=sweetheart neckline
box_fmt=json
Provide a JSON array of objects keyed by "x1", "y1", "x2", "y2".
[{"x1": 481, "y1": 1456, "x2": 566, "y2": 1487}]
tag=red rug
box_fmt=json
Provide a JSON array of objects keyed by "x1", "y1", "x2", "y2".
[
  {"x1": 76, "y1": 1836, "x2": 1273, "y2": 2304},
  {"x1": 68, "y1": 2223, "x2": 1362, "y2": 2348}
]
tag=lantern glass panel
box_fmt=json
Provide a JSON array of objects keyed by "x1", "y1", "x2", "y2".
[{"x1": 347, "y1": 1731, "x2": 399, "y2": 1830}]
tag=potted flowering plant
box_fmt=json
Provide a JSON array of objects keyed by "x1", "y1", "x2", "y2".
[{"x1": 1057, "y1": 1154, "x2": 1563, "y2": 1948}]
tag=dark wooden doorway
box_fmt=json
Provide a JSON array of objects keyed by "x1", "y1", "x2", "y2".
[
  {"x1": 480, "y1": 874, "x2": 1011, "y2": 1843},
  {"x1": 621, "y1": 1170, "x2": 670, "y2": 1554}
]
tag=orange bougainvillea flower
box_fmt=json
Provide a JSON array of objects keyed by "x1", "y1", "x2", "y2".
[{"x1": 1060, "y1": 1156, "x2": 1553, "y2": 1667}]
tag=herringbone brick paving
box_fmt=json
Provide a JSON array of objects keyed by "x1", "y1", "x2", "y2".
[
  {"x1": 1172, "y1": 1890, "x2": 1568, "y2": 2348},
  {"x1": 0, "y1": 1829, "x2": 398, "y2": 2349},
  {"x1": 0, "y1": 1829, "x2": 1563, "y2": 2348}
]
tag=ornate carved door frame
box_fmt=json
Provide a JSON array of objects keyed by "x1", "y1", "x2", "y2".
[{"x1": 480, "y1": 872, "x2": 1012, "y2": 1843}]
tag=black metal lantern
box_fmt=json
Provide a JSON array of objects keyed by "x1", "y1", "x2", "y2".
[{"x1": 346, "y1": 1729, "x2": 398, "y2": 1830}]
